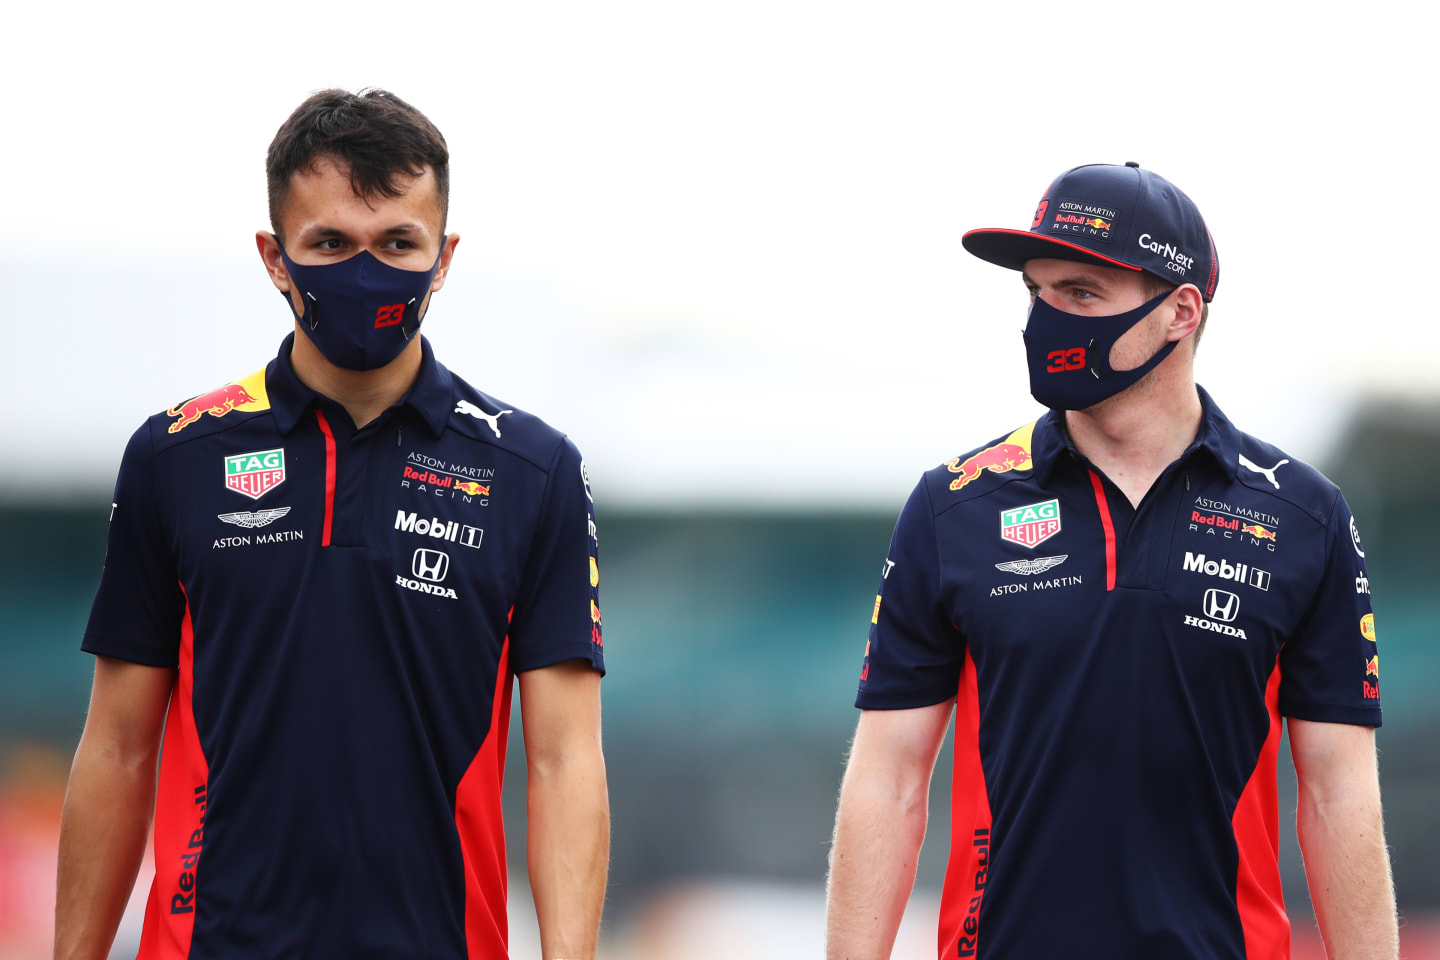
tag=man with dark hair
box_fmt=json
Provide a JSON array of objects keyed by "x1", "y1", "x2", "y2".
[
  {"x1": 55, "y1": 88, "x2": 610, "y2": 960},
  {"x1": 825, "y1": 163, "x2": 1397, "y2": 958}
]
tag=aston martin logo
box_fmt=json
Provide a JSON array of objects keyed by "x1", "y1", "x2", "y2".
[
  {"x1": 217, "y1": 507, "x2": 292, "y2": 529},
  {"x1": 994, "y1": 555, "x2": 1068, "y2": 576}
]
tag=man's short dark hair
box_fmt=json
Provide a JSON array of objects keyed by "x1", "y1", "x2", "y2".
[
  {"x1": 1139, "y1": 271, "x2": 1209, "y2": 351},
  {"x1": 266, "y1": 88, "x2": 449, "y2": 241}
]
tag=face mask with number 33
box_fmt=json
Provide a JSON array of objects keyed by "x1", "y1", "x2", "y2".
[{"x1": 1022, "y1": 288, "x2": 1176, "y2": 411}]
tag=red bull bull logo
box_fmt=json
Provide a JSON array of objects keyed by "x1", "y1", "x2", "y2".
[
  {"x1": 168, "y1": 383, "x2": 257, "y2": 433},
  {"x1": 454, "y1": 480, "x2": 491, "y2": 496},
  {"x1": 1364, "y1": 654, "x2": 1380, "y2": 679},
  {"x1": 1086, "y1": 218, "x2": 1111, "y2": 229},
  {"x1": 1240, "y1": 523, "x2": 1277, "y2": 542},
  {"x1": 590, "y1": 599, "x2": 602, "y2": 625},
  {"x1": 947, "y1": 424, "x2": 1035, "y2": 493}
]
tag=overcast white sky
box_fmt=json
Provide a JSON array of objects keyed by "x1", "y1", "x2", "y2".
[{"x1": 1, "y1": 1, "x2": 1432, "y2": 508}]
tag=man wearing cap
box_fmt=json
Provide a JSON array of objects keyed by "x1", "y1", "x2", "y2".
[
  {"x1": 54, "y1": 89, "x2": 609, "y2": 960},
  {"x1": 825, "y1": 163, "x2": 1396, "y2": 959}
]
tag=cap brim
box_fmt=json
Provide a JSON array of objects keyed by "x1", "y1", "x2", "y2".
[{"x1": 962, "y1": 228, "x2": 1142, "y2": 273}]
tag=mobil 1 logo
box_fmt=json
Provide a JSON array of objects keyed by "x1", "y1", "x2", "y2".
[
  {"x1": 1182, "y1": 552, "x2": 1271, "y2": 591},
  {"x1": 394, "y1": 510, "x2": 483, "y2": 549}
]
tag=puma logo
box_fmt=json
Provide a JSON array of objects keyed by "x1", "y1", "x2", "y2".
[
  {"x1": 1238, "y1": 454, "x2": 1289, "y2": 490},
  {"x1": 455, "y1": 400, "x2": 514, "y2": 438}
]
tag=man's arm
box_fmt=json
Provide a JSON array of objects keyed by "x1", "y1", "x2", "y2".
[
  {"x1": 826, "y1": 700, "x2": 953, "y2": 960},
  {"x1": 1288, "y1": 718, "x2": 1398, "y2": 960},
  {"x1": 55, "y1": 655, "x2": 175, "y2": 960},
  {"x1": 518, "y1": 659, "x2": 609, "y2": 960}
]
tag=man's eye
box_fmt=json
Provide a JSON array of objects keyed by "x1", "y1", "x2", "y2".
[
  {"x1": 318, "y1": 239, "x2": 344, "y2": 250},
  {"x1": 1072, "y1": 289, "x2": 1095, "y2": 299},
  {"x1": 386, "y1": 239, "x2": 413, "y2": 250}
]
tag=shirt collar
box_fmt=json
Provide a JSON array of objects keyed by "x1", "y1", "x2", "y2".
[
  {"x1": 266, "y1": 333, "x2": 454, "y2": 438},
  {"x1": 1193, "y1": 384, "x2": 1241, "y2": 482},
  {"x1": 1029, "y1": 408, "x2": 1070, "y2": 487},
  {"x1": 1029, "y1": 384, "x2": 1240, "y2": 487}
]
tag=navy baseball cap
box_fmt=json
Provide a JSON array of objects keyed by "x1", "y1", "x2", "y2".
[{"x1": 963, "y1": 162, "x2": 1220, "y2": 301}]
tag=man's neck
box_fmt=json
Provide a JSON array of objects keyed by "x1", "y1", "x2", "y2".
[
  {"x1": 1063, "y1": 368, "x2": 1203, "y2": 509},
  {"x1": 289, "y1": 324, "x2": 424, "y2": 429}
]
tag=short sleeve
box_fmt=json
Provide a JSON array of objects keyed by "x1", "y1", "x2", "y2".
[
  {"x1": 81, "y1": 423, "x2": 186, "y2": 667},
  {"x1": 1278, "y1": 492, "x2": 1381, "y2": 726},
  {"x1": 855, "y1": 478, "x2": 963, "y2": 709},
  {"x1": 508, "y1": 438, "x2": 606, "y2": 676}
]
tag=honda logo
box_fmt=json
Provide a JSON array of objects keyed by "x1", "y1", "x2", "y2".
[
  {"x1": 1203, "y1": 588, "x2": 1240, "y2": 622},
  {"x1": 412, "y1": 548, "x2": 450, "y2": 583}
]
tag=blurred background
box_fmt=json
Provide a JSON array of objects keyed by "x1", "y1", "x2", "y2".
[{"x1": 2, "y1": 2, "x2": 1436, "y2": 958}]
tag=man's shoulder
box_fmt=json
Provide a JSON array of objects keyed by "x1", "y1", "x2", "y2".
[
  {"x1": 1226, "y1": 425, "x2": 1340, "y2": 529},
  {"x1": 915, "y1": 420, "x2": 1042, "y2": 513},
  {"x1": 139, "y1": 366, "x2": 275, "y2": 454},
  {"x1": 442, "y1": 367, "x2": 575, "y2": 475}
]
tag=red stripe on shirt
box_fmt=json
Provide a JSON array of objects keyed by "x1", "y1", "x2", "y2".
[
  {"x1": 136, "y1": 587, "x2": 209, "y2": 960},
  {"x1": 1088, "y1": 469, "x2": 1117, "y2": 591},
  {"x1": 938, "y1": 649, "x2": 993, "y2": 959},
  {"x1": 1232, "y1": 655, "x2": 1290, "y2": 958},
  {"x1": 314, "y1": 410, "x2": 336, "y2": 547},
  {"x1": 454, "y1": 610, "x2": 516, "y2": 959}
]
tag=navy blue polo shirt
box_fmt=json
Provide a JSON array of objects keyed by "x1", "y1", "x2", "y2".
[
  {"x1": 856, "y1": 387, "x2": 1380, "y2": 960},
  {"x1": 82, "y1": 333, "x2": 605, "y2": 959}
]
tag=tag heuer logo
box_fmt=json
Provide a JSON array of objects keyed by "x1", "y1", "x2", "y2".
[
  {"x1": 224, "y1": 448, "x2": 286, "y2": 500},
  {"x1": 1000, "y1": 499, "x2": 1061, "y2": 549}
]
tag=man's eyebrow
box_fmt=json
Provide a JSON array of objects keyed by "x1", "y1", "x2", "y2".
[
  {"x1": 295, "y1": 222, "x2": 428, "y2": 238},
  {"x1": 1054, "y1": 274, "x2": 1109, "y2": 290},
  {"x1": 1020, "y1": 271, "x2": 1109, "y2": 290}
]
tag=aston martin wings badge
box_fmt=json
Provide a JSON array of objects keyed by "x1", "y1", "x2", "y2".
[
  {"x1": 994, "y1": 555, "x2": 1068, "y2": 576},
  {"x1": 217, "y1": 507, "x2": 292, "y2": 529}
]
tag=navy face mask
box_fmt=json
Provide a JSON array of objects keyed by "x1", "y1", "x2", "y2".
[
  {"x1": 1022, "y1": 288, "x2": 1176, "y2": 411},
  {"x1": 277, "y1": 240, "x2": 446, "y2": 371}
]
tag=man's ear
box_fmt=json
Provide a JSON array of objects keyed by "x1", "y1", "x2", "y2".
[
  {"x1": 429, "y1": 234, "x2": 461, "y2": 293},
  {"x1": 256, "y1": 231, "x2": 305, "y2": 317},
  {"x1": 1167, "y1": 283, "x2": 1204, "y2": 342},
  {"x1": 256, "y1": 231, "x2": 292, "y2": 293}
]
